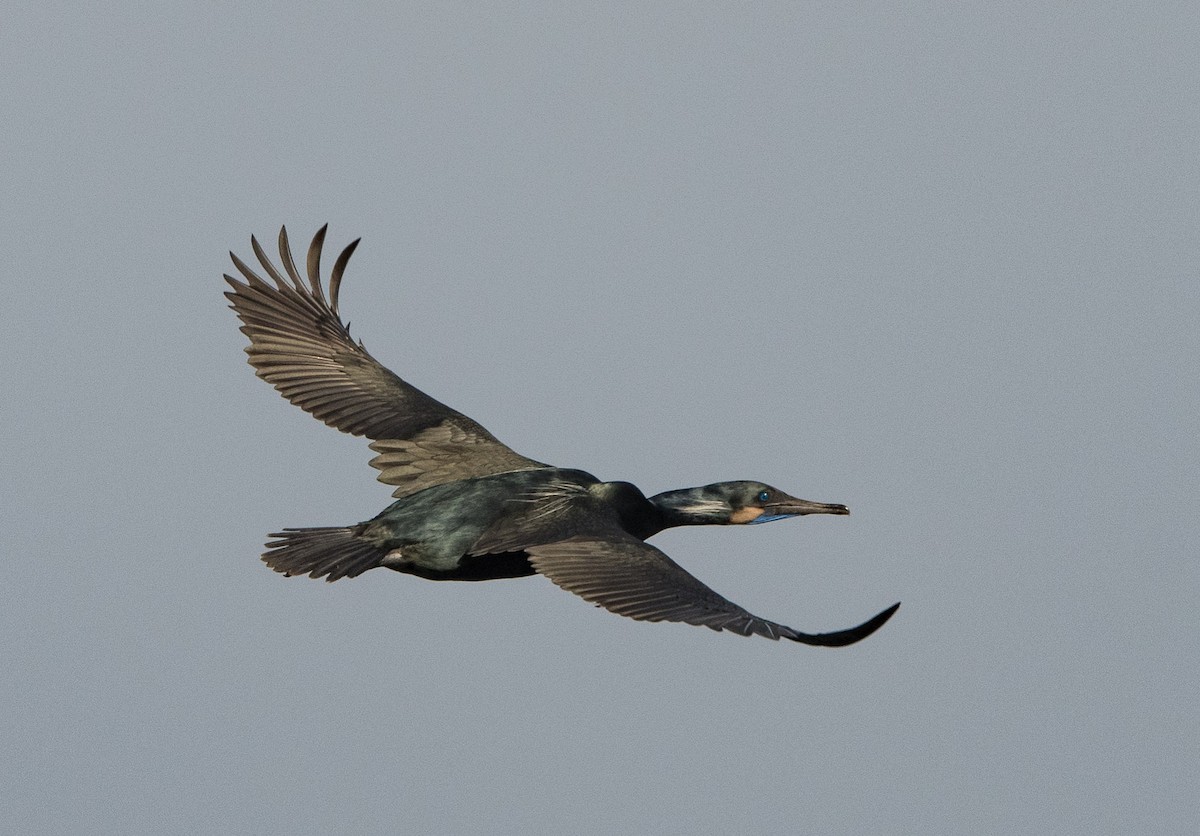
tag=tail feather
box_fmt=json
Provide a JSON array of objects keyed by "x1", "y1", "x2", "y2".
[{"x1": 263, "y1": 526, "x2": 388, "y2": 582}]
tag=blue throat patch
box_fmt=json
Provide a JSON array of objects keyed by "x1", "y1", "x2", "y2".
[{"x1": 748, "y1": 513, "x2": 795, "y2": 525}]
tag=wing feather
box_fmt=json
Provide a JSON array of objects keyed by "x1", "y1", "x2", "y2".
[
  {"x1": 225, "y1": 226, "x2": 546, "y2": 496},
  {"x1": 527, "y1": 534, "x2": 899, "y2": 646}
]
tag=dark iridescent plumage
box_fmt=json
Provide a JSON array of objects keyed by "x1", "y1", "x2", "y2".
[{"x1": 225, "y1": 227, "x2": 899, "y2": 646}]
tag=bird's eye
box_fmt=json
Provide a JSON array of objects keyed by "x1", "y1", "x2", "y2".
[{"x1": 757, "y1": 490, "x2": 770, "y2": 503}]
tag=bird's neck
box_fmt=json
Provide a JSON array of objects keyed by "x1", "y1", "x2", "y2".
[{"x1": 647, "y1": 487, "x2": 729, "y2": 534}]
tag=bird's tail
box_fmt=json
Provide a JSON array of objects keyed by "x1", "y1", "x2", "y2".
[{"x1": 262, "y1": 526, "x2": 388, "y2": 582}]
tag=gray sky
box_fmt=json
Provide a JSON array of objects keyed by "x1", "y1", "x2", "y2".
[{"x1": 3, "y1": 3, "x2": 1196, "y2": 834}]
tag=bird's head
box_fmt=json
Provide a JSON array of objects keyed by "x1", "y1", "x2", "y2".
[{"x1": 649, "y1": 481, "x2": 849, "y2": 529}]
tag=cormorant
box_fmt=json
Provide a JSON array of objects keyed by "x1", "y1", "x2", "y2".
[{"x1": 225, "y1": 226, "x2": 899, "y2": 647}]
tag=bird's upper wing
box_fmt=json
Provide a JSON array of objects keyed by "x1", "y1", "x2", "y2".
[
  {"x1": 224, "y1": 226, "x2": 547, "y2": 496},
  {"x1": 526, "y1": 533, "x2": 900, "y2": 646}
]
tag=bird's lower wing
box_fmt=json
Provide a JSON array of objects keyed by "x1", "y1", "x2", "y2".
[
  {"x1": 224, "y1": 226, "x2": 546, "y2": 496},
  {"x1": 527, "y1": 535, "x2": 899, "y2": 646}
]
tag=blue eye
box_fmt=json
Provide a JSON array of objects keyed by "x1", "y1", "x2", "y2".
[{"x1": 757, "y1": 490, "x2": 770, "y2": 502}]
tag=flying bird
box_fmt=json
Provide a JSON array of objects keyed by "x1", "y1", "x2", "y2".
[{"x1": 225, "y1": 226, "x2": 899, "y2": 646}]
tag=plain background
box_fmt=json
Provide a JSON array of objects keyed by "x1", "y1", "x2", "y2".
[{"x1": 3, "y1": 4, "x2": 1196, "y2": 834}]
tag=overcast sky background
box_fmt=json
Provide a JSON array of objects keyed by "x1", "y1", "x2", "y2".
[{"x1": 3, "y1": 4, "x2": 1196, "y2": 834}]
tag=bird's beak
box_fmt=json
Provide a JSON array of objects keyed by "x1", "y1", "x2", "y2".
[
  {"x1": 760, "y1": 495, "x2": 850, "y2": 521},
  {"x1": 768, "y1": 496, "x2": 844, "y2": 515}
]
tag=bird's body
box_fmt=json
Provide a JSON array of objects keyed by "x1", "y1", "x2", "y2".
[
  {"x1": 302, "y1": 468, "x2": 608, "y2": 582},
  {"x1": 225, "y1": 226, "x2": 899, "y2": 646}
]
